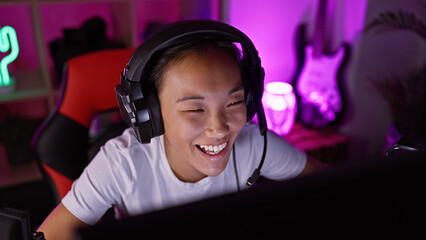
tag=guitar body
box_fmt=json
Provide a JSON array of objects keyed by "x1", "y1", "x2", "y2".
[
  {"x1": 295, "y1": 43, "x2": 348, "y2": 128},
  {"x1": 292, "y1": 0, "x2": 350, "y2": 128}
]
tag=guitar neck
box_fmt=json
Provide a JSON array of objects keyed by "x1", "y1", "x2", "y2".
[{"x1": 312, "y1": 0, "x2": 328, "y2": 57}]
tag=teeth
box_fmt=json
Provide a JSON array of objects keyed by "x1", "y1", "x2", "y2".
[{"x1": 198, "y1": 142, "x2": 227, "y2": 155}]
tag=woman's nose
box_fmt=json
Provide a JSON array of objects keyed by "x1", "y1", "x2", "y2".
[{"x1": 205, "y1": 110, "x2": 229, "y2": 138}]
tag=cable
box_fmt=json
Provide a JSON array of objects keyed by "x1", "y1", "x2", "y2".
[
  {"x1": 232, "y1": 144, "x2": 241, "y2": 192},
  {"x1": 258, "y1": 132, "x2": 267, "y2": 170},
  {"x1": 246, "y1": 133, "x2": 267, "y2": 187}
]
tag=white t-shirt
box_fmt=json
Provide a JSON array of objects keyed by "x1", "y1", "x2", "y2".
[{"x1": 62, "y1": 122, "x2": 306, "y2": 225}]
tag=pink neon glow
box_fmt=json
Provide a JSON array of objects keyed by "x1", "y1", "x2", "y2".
[
  {"x1": 262, "y1": 82, "x2": 297, "y2": 136},
  {"x1": 228, "y1": 0, "x2": 368, "y2": 127},
  {"x1": 228, "y1": 1, "x2": 313, "y2": 84}
]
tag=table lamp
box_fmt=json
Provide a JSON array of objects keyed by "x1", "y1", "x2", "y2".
[{"x1": 262, "y1": 81, "x2": 297, "y2": 136}]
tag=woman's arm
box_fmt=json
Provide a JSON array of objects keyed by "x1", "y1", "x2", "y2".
[
  {"x1": 298, "y1": 155, "x2": 329, "y2": 176},
  {"x1": 37, "y1": 203, "x2": 88, "y2": 240}
]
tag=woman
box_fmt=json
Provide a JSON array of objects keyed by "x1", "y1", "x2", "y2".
[{"x1": 38, "y1": 20, "x2": 326, "y2": 239}]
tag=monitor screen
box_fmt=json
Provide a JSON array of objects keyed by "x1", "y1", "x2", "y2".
[
  {"x1": 76, "y1": 149, "x2": 426, "y2": 239},
  {"x1": 0, "y1": 208, "x2": 32, "y2": 240}
]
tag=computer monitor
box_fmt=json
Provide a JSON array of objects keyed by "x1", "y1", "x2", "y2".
[
  {"x1": 76, "y1": 149, "x2": 426, "y2": 239},
  {"x1": 0, "y1": 208, "x2": 32, "y2": 240}
]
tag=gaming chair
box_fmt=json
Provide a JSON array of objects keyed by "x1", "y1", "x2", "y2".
[{"x1": 32, "y1": 48, "x2": 134, "y2": 203}]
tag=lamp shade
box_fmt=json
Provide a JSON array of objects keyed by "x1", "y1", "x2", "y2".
[{"x1": 262, "y1": 81, "x2": 296, "y2": 136}]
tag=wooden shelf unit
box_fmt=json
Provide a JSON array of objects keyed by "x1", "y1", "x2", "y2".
[{"x1": 0, "y1": 0, "x2": 222, "y2": 189}]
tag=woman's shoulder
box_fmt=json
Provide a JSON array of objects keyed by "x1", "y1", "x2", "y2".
[
  {"x1": 103, "y1": 128, "x2": 139, "y2": 150},
  {"x1": 103, "y1": 128, "x2": 160, "y2": 151},
  {"x1": 237, "y1": 121, "x2": 261, "y2": 137},
  {"x1": 236, "y1": 121, "x2": 292, "y2": 150},
  {"x1": 236, "y1": 121, "x2": 269, "y2": 145},
  {"x1": 91, "y1": 128, "x2": 164, "y2": 184},
  {"x1": 99, "y1": 128, "x2": 164, "y2": 167}
]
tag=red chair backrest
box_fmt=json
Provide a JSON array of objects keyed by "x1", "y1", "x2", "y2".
[
  {"x1": 33, "y1": 48, "x2": 135, "y2": 201},
  {"x1": 60, "y1": 48, "x2": 135, "y2": 127}
]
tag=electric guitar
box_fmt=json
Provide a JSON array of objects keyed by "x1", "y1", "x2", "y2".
[{"x1": 293, "y1": 0, "x2": 349, "y2": 128}]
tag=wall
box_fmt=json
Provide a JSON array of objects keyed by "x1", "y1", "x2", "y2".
[
  {"x1": 227, "y1": 0, "x2": 374, "y2": 161},
  {"x1": 0, "y1": 5, "x2": 39, "y2": 71},
  {"x1": 228, "y1": 0, "x2": 315, "y2": 84},
  {"x1": 134, "y1": 0, "x2": 219, "y2": 45}
]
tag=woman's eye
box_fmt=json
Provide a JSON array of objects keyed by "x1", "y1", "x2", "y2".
[
  {"x1": 228, "y1": 100, "x2": 244, "y2": 107},
  {"x1": 186, "y1": 109, "x2": 204, "y2": 113}
]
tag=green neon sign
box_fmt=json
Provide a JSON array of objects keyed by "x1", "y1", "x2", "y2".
[{"x1": 0, "y1": 26, "x2": 19, "y2": 87}]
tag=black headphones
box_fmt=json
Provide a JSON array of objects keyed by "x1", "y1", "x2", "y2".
[{"x1": 115, "y1": 19, "x2": 267, "y2": 186}]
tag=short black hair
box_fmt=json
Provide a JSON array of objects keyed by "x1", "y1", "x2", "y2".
[{"x1": 142, "y1": 38, "x2": 242, "y2": 94}]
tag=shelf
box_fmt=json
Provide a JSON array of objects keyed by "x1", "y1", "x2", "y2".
[
  {"x1": 0, "y1": 70, "x2": 49, "y2": 103},
  {"x1": 0, "y1": 0, "x2": 32, "y2": 5},
  {"x1": 40, "y1": 0, "x2": 131, "y2": 3},
  {"x1": 0, "y1": 0, "x2": 130, "y2": 4},
  {"x1": 0, "y1": 88, "x2": 48, "y2": 103}
]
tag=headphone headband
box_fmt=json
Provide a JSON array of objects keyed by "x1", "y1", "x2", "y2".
[{"x1": 124, "y1": 19, "x2": 261, "y2": 83}]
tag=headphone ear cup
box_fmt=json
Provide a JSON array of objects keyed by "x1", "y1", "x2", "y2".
[
  {"x1": 127, "y1": 91, "x2": 164, "y2": 144},
  {"x1": 240, "y1": 60, "x2": 257, "y2": 122},
  {"x1": 147, "y1": 90, "x2": 164, "y2": 138},
  {"x1": 245, "y1": 92, "x2": 256, "y2": 121},
  {"x1": 115, "y1": 78, "x2": 164, "y2": 143}
]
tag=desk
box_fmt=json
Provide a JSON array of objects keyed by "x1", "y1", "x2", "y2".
[
  {"x1": 284, "y1": 123, "x2": 349, "y2": 165},
  {"x1": 0, "y1": 145, "x2": 55, "y2": 229},
  {"x1": 0, "y1": 144, "x2": 43, "y2": 189}
]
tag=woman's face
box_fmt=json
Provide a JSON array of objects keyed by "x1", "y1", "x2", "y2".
[{"x1": 158, "y1": 47, "x2": 247, "y2": 183}]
